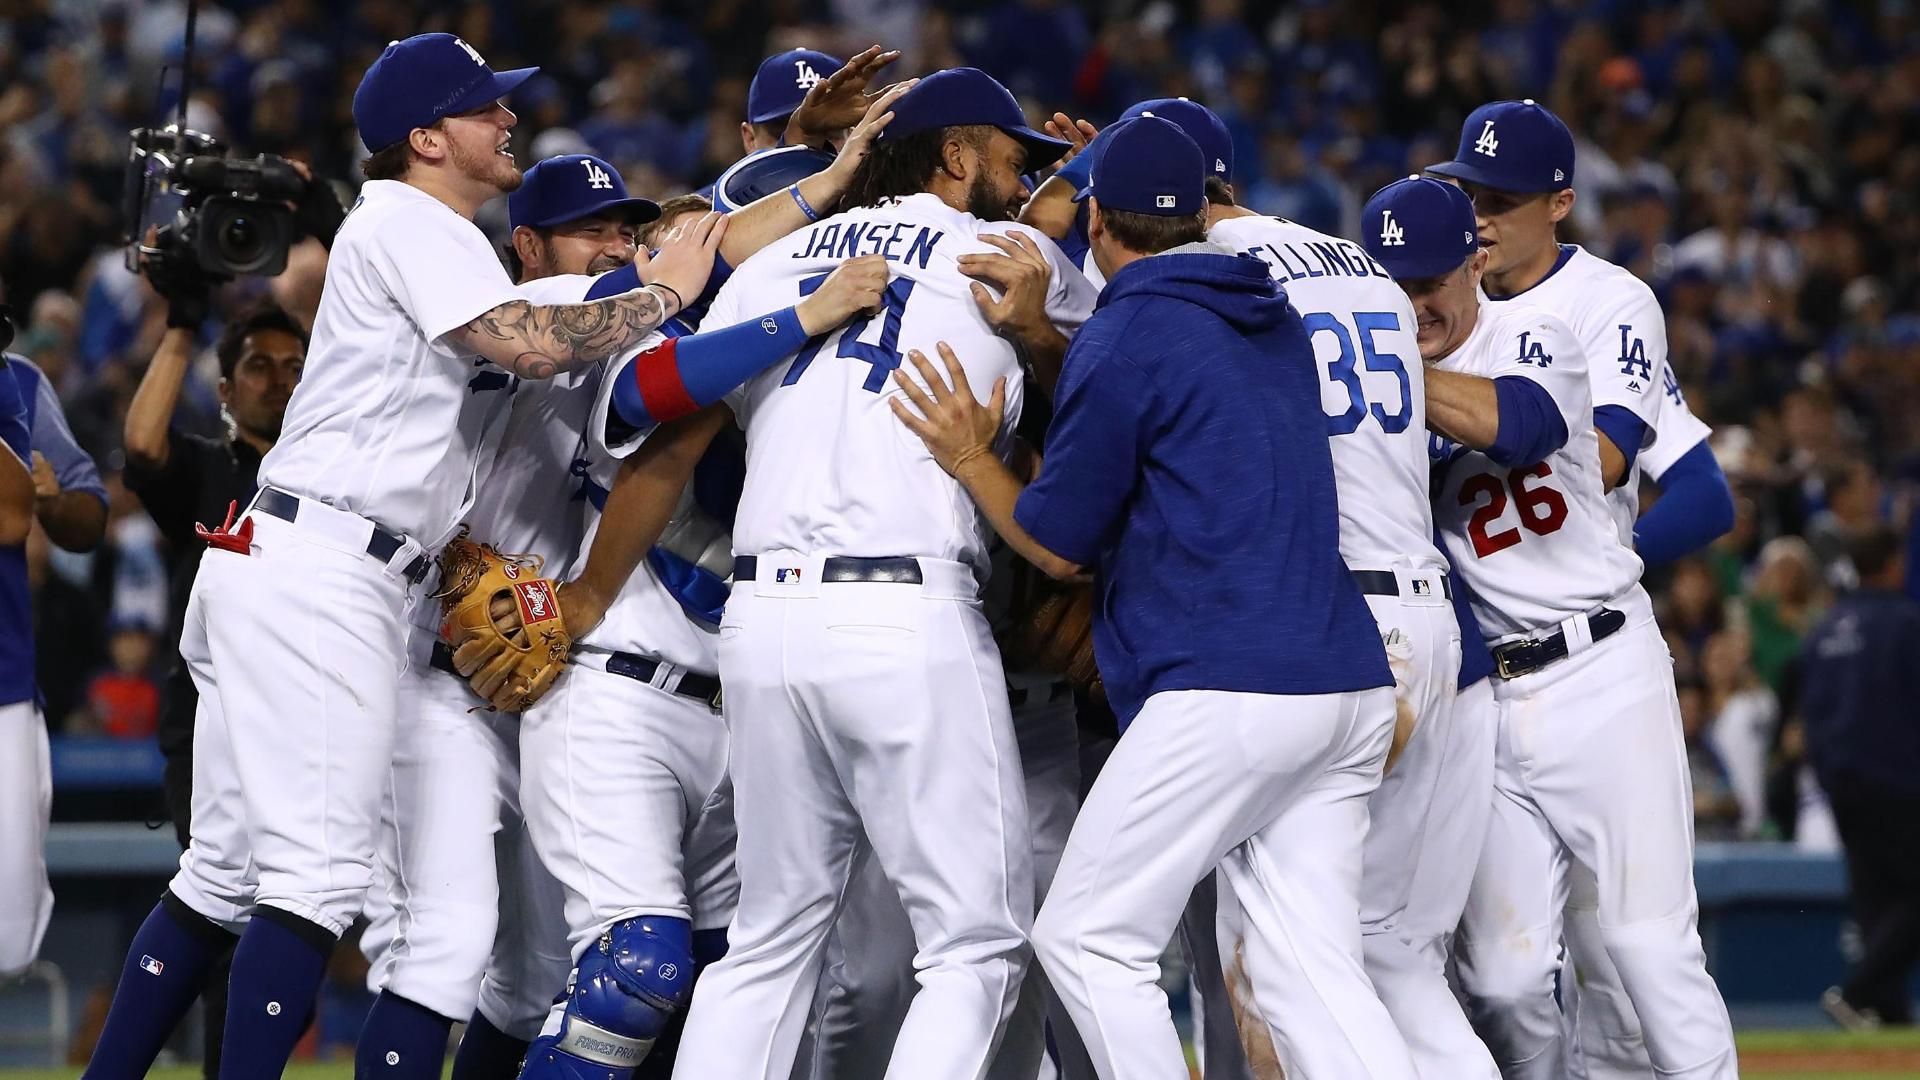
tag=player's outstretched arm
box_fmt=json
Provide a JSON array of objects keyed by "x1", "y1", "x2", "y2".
[
  {"x1": 781, "y1": 46, "x2": 902, "y2": 150},
  {"x1": 961, "y1": 232, "x2": 1072, "y2": 395},
  {"x1": 721, "y1": 81, "x2": 913, "y2": 265},
  {"x1": 890, "y1": 345, "x2": 1084, "y2": 581},
  {"x1": 448, "y1": 213, "x2": 730, "y2": 380},
  {"x1": 561, "y1": 406, "x2": 732, "y2": 637},
  {"x1": 609, "y1": 255, "x2": 888, "y2": 431}
]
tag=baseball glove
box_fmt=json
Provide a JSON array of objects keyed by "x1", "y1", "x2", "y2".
[
  {"x1": 1006, "y1": 579, "x2": 1103, "y2": 699},
  {"x1": 432, "y1": 531, "x2": 571, "y2": 712}
]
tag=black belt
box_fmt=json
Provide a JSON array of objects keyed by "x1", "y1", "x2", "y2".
[
  {"x1": 732, "y1": 555, "x2": 924, "y2": 585},
  {"x1": 430, "y1": 641, "x2": 723, "y2": 710},
  {"x1": 1491, "y1": 608, "x2": 1627, "y2": 680},
  {"x1": 1353, "y1": 569, "x2": 1451, "y2": 600},
  {"x1": 255, "y1": 487, "x2": 430, "y2": 585}
]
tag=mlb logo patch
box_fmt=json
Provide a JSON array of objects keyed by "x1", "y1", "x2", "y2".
[
  {"x1": 1411, "y1": 579, "x2": 1432, "y2": 597},
  {"x1": 140, "y1": 955, "x2": 165, "y2": 976},
  {"x1": 1155, "y1": 195, "x2": 1177, "y2": 209},
  {"x1": 775, "y1": 568, "x2": 803, "y2": 583}
]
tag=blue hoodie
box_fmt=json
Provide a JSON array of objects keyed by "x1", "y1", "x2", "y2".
[{"x1": 1015, "y1": 247, "x2": 1392, "y2": 727}]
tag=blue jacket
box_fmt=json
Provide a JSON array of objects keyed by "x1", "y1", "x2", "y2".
[
  {"x1": 1799, "y1": 588, "x2": 1920, "y2": 799},
  {"x1": 1015, "y1": 247, "x2": 1391, "y2": 726}
]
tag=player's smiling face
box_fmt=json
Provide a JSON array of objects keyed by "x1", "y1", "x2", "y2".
[
  {"x1": 1397, "y1": 248, "x2": 1488, "y2": 362},
  {"x1": 444, "y1": 100, "x2": 525, "y2": 194},
  {"x1": 547, "y1": 214, "x2": 640, "y2": 276},
  {"x1": 965, "y1": 129, "x2": 1031, "y2": 222}
]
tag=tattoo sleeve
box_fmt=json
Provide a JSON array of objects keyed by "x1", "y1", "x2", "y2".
[{"x1": 456, "y1": 288, "x2": 672, "y2": 380}]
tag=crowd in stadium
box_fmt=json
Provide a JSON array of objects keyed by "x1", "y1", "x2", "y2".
[{"x1": 2, "y1": 0, "x2": 1916, "y2": 848}]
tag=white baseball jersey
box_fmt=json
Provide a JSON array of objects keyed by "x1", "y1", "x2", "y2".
[
  {"x1": 1210, "y1": 214, "x2": 1444, "y2": 573},
  {"x1": 259, "y1": 179, "x2": 523, "y2": 550},
  {"x1": 1430, "y1": 301, "x2": 1643, "y2": 640},
  {"x1": 704, "y1": 192, "x2": 1097, "y2": 573},
  {"x1": 516, "y1": 276, "x2": 721, "y2": 675},
  {"x1": 1487, "y1": 245, "x2": 1676, "y2": 547}
]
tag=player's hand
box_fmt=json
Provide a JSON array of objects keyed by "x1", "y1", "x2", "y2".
[
  {"x1": 822, "y1": 79, "x2": 916, "y2": 189},
  {"x1": 556, "y1": 578, "x2": 611, "y2": 641},
  {"x1": 785, "y1": 45, "x2": 902, "y2": 147},
  {"x1": 644, "y1": 211, "x2": 729, "y2": 315},
  {"x1": 797, "y1": 254, "x2": 889, "y2": 335},
  {"x1": 890, "y1": 342, "x2": 1006, "y2": 478},
  {"x1": 961, "y1": 232, "x2": 1055, "y2": 345},
  {"x1": 1042, "y1": 112, "x2": 1100, "y2": 168},
  {"x1": 30, "y1": 453, "x2": 58, "y2": 503}
]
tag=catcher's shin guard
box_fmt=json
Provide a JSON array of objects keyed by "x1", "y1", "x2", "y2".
[{"x1": 517, "y1": 917, "x2": 695, "y2": 1080}]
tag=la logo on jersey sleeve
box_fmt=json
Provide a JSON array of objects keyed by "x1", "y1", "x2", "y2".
[
  {"x1": 1617, "y1": 325, "x2": 1651, "y2": 383},
  {"x1": 1514, "y1": 330, "x2": 1553, "y2": 368}
]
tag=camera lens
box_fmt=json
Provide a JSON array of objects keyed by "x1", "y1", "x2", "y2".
[{"x1": 191, "y1": 195, "x2": 294, "y2": 277}]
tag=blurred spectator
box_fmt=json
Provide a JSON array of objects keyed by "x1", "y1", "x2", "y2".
[
  {"x1": 1742, "y1": 537, "x2": 1827, "y2": 693},
  {"x1": 1699, "y1": 627, "x2": 1778, "y2": 838},
  {"x1": 1797, "y1": 525, "x2": 1920, "y2": 1028},
  {"x1": 1804, "y1": 458, "x2": 1884, "y2": 586},
  {"x1": 1679, "y1": 676, "x2": 1743, "y2": 843},
  {"x1": 78, "y1": 616, "x2": 162, "y2": 740}
]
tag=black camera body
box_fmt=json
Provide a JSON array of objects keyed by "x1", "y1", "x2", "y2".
[{"x1": 125, "y1": 126, "x2": 310, "y2": 279}]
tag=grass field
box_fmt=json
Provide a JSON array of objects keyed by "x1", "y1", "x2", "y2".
[{"x1": 5, "y1": 1028, "x2": 1920, "y2": 1079}]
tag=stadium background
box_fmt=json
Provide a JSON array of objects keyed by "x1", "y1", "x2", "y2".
[{"x1": 2, "y1": 0, "x2": 1917, "y2": 1075}]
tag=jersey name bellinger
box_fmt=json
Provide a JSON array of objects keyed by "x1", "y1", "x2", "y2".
[
  {"x1": 791, "y1": 220, "x2": 947, "y2": 268},
  {"x1": 1237, "y1": 238, "x2": 1391, "y2": 284}
]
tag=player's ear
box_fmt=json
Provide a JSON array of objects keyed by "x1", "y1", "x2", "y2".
[
  {"x1": 1548, "y1": 187, "x2": 1575, "y2": 225},
  {"x1": 409, "y1": 123, "x2": 447, "y2": 165},
  {"x1": 940, "y1": 133, "x2": 973, "y2": 181},
  {"x1": 739, "y1": 121, "x2": 755, "y2": 155},
  {"x1": 510, "y1": 226, "x2": 542, "y2": 271},
  {"x1": 1468, "y1": 247, "x2": 1490, "y2": 275}
]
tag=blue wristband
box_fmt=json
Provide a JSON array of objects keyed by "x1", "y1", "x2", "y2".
[{"x1": 789, "y1": 185, "x2": 820, "y2": 223}]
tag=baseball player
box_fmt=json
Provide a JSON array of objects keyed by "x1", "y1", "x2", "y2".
[
  {"x1": 1161, "y1": 104, "x2": 1484, "y2": 1077},
  {"x1": 0, "y1": 321, "x2": 68, "y2": 979},
  {"x1": 354, "y1": 153, "x2": 663, "y2": 1080},
  {"x1": 1425, "y1": 100, "x2": 1734, "y2": 1079},
  {"x1": 895, "y1": 115, "x2": 1412, "y2": 1080},
  {"x1": 1361, "y1": 176, "x2": 1737, "y2": 1080},
  {"x1": 82, "y1": 34, "x2": 726, "y2": 1080},
  {"x1": 663, "y1": 67, "x2": 1093, "y2": 1080}
]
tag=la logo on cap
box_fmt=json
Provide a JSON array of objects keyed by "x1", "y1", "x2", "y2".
[
  {"x1": 794, "y1": 60, "x2": 822, "y2": 90},
  {"x1": 1474, "y1": 119, "x2": 1499, "y2": 157},
  {"x1": 1379, "y1": 209, "x2": 1406, "y2": 247},
  {"x1": 454, "y1": 37, "x2": 485, "y2": 65}
]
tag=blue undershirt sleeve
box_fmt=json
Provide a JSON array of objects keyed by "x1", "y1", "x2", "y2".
[
  {"x1": 1485, "y1": 375, "x2": 1569, "y2": 467},
  {"x1": 1633, "y1": 439, "x2": 1735, "y2": 566},
  {"x1": 1593, "y1": 404, "x2": 1649, "y2": 475}
]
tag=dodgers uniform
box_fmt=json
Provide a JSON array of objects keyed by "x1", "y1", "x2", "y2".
[
  {"x1": 0, "y1": 356, "x2": 62, "y2": 979},
  {"x1": 1363, "y1": 177, "x2": 1737, "y2": 1080},
  {"x1": 1213, "y1": 208, "x2": 1490, "y2": 1079},
  {"x1": 670, "y1": 73, "x2": 1094, "y2": 1076}
]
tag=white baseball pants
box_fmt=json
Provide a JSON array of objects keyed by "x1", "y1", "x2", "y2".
[
  {"x1": 0, "y1": 699, "x2": 51, "y2": 977},
  {"x1": 169, "y1": 503, "x2": 421, "y2": 936},
  {"x1": 1356, "y1": 580, "x2": 1497, "y2": 1080},
  {"x1": 518, "y1": 654, "x2": 737, "y2": 969},
  {"x1": 1032, "y1": 685, "x2": 1417, "y2": 1080},
  {"x1": 792, "y1": 691, "x2": 1093, "y2": 1080},
  {"x1": 1563, "y1": 862, "x2": 1655, "y2": 1080},
  {"x1": 673, "y1": 557, "x2": 1032, "y2": 1080},
  {"x1": 1455, "y1": 589, "x2": 1736, "y2": 1080}
]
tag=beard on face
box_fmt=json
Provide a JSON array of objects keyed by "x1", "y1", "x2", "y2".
[
  {"x1": 451, "y1": 129, "x2": 524, "y2": 193},
  {"x1": 965, "y1": 169, "x2": 1019, "y2": 222}
]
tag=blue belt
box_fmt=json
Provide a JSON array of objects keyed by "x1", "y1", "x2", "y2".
[
  {"x1": 733, "y1": 555, "x2": 924, "y2": 585},
  {"x1": 429, "y1": 641, "x2": 722, "y2": 710},
  {"x1": 1352, "y1": 569, "x2": 1451, "y2": 600},
  {"x1": 255, "y1": 487, "x2": 430, "y2": 585}
]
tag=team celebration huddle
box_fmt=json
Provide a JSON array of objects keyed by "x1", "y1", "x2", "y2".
[{"x1": 75, "y1": 28, "x2": 1740, "y2": 1080}]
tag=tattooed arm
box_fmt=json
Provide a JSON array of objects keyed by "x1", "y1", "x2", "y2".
[
  {"x1": 445, "y1": 287, "x2": 680, "y2": 380},
  {"x1": 444, "y1": 211, "x2": 729, "y2": 380}
]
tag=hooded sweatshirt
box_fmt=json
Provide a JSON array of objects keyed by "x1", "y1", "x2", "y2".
[{"x1": 1014, "y1": 245, "x2": 1392, "y2": 727}]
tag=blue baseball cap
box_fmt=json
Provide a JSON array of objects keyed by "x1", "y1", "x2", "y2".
[
  {"x1": 1072, "y1": 116, "x2": 1205, "y2": 217},
  {"x1": 508, "y1": 154, "x2": 660, "y2": 230},
  {"x1": 353, "y1": 34, "x2": 539, "y2": 154},
  {"x1": 877, "y1": 67, "x2": 1071, "y2": 169},
  {"x1": 748, "y1": 49, "x2": 843, "y2": 125},
  {"x1": 1426, "y1": 99, "x2": 1574, "y2": 194},
  {"x1": 1361, "y1": 176, "x2": 1480, "y2": 280},
  {"x1": 1119, "y1": 98, "x2": 1233, "y2": 181}
]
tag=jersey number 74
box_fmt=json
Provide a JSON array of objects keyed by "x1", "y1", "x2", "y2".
[{"x1": 782, "y1": 274, "x2": 918, "y2": 393}]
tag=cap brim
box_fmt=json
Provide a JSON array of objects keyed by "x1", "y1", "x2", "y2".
[
  {"x1": 1007, "y1": 127, "x2": 1071, "y2": 170},
  {"x1": 525, "y1": 195, "x2": 663, "y2": 229},
  {"x1": 1425, "y1": 159, "x2": 1558, "y2": 193},
  {"x1": 445, "y1": 65, "x2": 542, "y2": 117},
  {"x1": 1372, "y1": 249, "x2": 1473, "y2": 281},
  {"x1": 745, "y1": 105, "x2": 798, "y2": 125},
  {"x1": 1070, "y1": 182, "x2": 1093, "y2": 204}
]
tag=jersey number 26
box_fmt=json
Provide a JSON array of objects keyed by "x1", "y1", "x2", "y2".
[{"x1": 1459, "y1": 462, "x2": 1570, "y2": 557}]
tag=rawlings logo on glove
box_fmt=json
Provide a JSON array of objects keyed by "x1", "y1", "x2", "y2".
[{"x1": 433, "y1": 531, "x2": 572, "y2": 712}]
